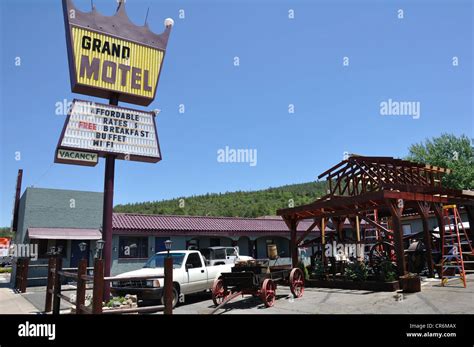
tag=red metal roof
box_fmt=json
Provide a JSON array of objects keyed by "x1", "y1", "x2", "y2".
[{"x1": 113, "y1": 213, "x2": 324, "y2": 236}]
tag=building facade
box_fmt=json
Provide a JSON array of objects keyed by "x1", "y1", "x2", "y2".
[
  {"x1": 12, "y1": 187, "x2": 470, "y2": 284},
  {"x1": 12, "y1": 188, "x2": 319, "y2": 282}
]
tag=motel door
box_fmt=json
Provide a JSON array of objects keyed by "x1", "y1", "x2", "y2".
[
  {"x1": 155, "y1": 237, "x2": 168, "y2": 254},
  {"x1": 70, "y1": 240, "x2": 89, "y2": 267}
]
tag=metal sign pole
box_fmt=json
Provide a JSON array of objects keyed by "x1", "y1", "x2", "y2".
[{"x1": 102, "y1": 94, "x2": 119, "y2": 302}]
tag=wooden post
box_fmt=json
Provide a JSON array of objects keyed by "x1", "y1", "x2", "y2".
[
  {"x1": 164, "y1": 256, "x2": 173, "y2": 315},
  {"x1": 53, "y1": 256, "x2": 63, "y2": 315},
  {"x1": 15, "y1": 258, "x2": 22, "y2": 291},
  {"x1": 386, "y1": 199, "x2": 407, "y2": 276},
  {"x1": 321, "y1": 217, "x2": 326, "y2": 266},
  {"x1": 12, "y1": 169, "x2": 23, "y2": 232},
  {"x1": 355, "y1": 215, "x2": 361, "y2": 242},
  {"x1": 92, "y1": 258, "x2": 104, "y2": 314},
  {"x1": 44, "y1": 256, "x2": 56, "y2": 312},
  {"x1": 415, "y1": 202, "x2": 435, "y2": 278},
  {"x1": 20, "y1": 258, "x2": 29, "y2": 293},
  {"x1": 76, "y1": 259, "x2": 87, "y2": 314},
  {"x1": 102, "y1": 94, "x2": 119, "y2": 302},
  {"x1": 465, "y1": 205, "x2": 474, "y2": 239},
  {"x1": 433, "y1": 203, "x2": 445, "y2": 276},
  {"x1": 334, "y1": 217, "x2": 344, "y2": 242},
  {"x1": 290, "y1": 218, "x2": 299, "y2": 267}
]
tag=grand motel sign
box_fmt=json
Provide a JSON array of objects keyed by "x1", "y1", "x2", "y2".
[{"x1": 56, "y1": 0, "x2": 173, "y2": 299}]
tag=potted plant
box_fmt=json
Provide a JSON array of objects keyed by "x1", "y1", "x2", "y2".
[{"x1": 399, "y1": 273, "x2": 421, "y2": 293}]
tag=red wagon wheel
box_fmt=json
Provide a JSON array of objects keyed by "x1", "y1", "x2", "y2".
[
  {"x1": 289, "y1": 268, "x2": 305, "y2": 298},
  {"x1": 260, "y1": 278, "x2": 276, "y2": 307},
  {"x1": 211, "y1": 278, "x2": 228, "y2": 306}
]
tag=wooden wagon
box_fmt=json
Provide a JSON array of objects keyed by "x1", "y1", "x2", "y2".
[{"x1": 211, "y1": 259, "x2": 304, "y2": 310}]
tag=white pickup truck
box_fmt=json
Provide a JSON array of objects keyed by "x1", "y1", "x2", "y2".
[{"x1": 111, "y1": 250, "x2": 233, "y2": 307}]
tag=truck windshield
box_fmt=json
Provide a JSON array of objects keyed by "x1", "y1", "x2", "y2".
[{"x1": 143, "y1": 253, "x2": 186, "y2": 269}]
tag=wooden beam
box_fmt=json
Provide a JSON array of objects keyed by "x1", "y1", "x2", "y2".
[
  {"x1": 385, "y1": 199, "x2": 407, "y2": 276},
  {"x1": 415, "y1": 202, "x2": 434, "y2": 278},
  {"x1": 289, "y1": 218, "x2": 299, "y2": 267},
  {"x1": 355, "y1": 215, "x2": 361, "y2": 242},
  {"x1": 432, "y1": 203, "x2": 445, "y2": 262},
  {"x1": 296, "y1": 218, "x2": 319, "y2": 245},
  {"x1": 356, "y1": 213, "x2": 392, "y2": 234}
]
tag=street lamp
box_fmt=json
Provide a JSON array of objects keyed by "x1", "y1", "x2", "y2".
[
  {"x1": 164, "y1": 239, "x2": 173, "y2": 256},
  {"x1": 95, "y1": 240, "x2": 105, "y2": 259}
]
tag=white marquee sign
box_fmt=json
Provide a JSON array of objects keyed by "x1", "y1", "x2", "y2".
[{"x1": 55, "y1": 99, "x2": 161, "y2": 164}]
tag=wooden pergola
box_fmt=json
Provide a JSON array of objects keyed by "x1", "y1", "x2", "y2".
[{"x1": 277, "y1": 155, "x2": 474, "y2": 276}]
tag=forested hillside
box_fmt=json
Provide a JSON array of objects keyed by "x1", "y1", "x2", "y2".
[{"x1": 114, "y1": 181, "x2": 327, "y2": 217}]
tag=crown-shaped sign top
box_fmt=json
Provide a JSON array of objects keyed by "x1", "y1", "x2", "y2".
[{"x1": 63, "y1": 0, "x2": 172, "y2": 51}]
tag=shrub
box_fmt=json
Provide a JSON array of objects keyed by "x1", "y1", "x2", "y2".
[
  {"x1": 378, "y1": 260, "x2": 397, "y2": 282},
  {"x1": 105, "y1": 296, "x2": 126, "y2": 308},
  {"x1": 297, "y1": 261, "x2": 309, "y2": 280},
  {"x1": 310, "y1": 260, "x2": 326, "y2": 280},
  {"x1": 345, "y1": 261, "x2": 368, "y2": 281}
]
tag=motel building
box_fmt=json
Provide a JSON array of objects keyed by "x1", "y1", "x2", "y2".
[
  {"x1": 11, "y1": 187, "x2": 470, "y2": 287},
  {"x1": 11, "y1": 187, "x2": 323, "y2": 286}
]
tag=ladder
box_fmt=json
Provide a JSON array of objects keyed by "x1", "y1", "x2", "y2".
[
  {"x1": 363, "y1": 210, "x2": 380, "y2": 261},
  {"x1": 440, "y1": 205, "x2": 473, "y2": 288}
]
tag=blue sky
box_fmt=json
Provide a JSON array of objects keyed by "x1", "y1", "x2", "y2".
[{"x1": 0, "y1": 0, "x2": 472, "y2": 226}]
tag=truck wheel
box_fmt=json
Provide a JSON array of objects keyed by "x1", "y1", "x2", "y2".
[{"x1": 161, "y1": 287, "x2": 179, "y2": 309}]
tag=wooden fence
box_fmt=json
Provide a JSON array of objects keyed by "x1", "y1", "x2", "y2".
[{"x1": 44, "y1": 256, "x2": 171, "y2": 314}]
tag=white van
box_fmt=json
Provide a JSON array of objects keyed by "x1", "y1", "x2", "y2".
[{"x1": 200, "y1": 246, "x2": 253, "y2": 266}]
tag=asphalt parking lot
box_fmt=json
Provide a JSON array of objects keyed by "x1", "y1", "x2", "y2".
[
  {"x1": 10, "y1": 274, "x2": 474, "y2": 315},
  {"x1": 170, "y1": 275, "x2": 474, "y2": 314}
]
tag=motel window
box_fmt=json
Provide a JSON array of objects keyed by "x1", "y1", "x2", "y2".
[
  {"x1": 210, "y1": 238, "x2": 220, "y2": 247},
  {"x1": 36, "y1": 240, "x2": 49, "y2": 258},
  {"x1": 119, "y1": 236, "x2": 148, "y2": 259},
  {"x1": 402, "y1": 224, "x2": 412, "y2": 235},
  {"x1": 34, "y1": 239, "x2": 67, "y2": 259}
]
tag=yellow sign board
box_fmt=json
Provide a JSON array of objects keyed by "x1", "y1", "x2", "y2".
[
  {"x1": 62, "y1": 0, "x2": 172, "y2": 106},
  {"x1": 71, "y1": 27, "x2": 163, "y2": 103}
]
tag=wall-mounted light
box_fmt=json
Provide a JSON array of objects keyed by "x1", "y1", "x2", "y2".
[
  {"x1": 96, "y1": 240, "x2": 105, "y2": 251},
  {"x1": 78, "y1": 242, "x2": 87, "y2": 252},
  {"x1": 95, "y1": 240, "x2": 105, "y2": 259}
]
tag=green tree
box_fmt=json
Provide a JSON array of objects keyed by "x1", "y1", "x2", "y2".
[
  {"x1": 0, "y1": 227, "x2": 13, "y2": 238},
  {"x1": 406, "y1": 134, "x2": 474, "y2": 190}
]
